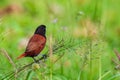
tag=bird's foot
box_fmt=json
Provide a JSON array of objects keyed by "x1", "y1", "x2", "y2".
[
  {"x1": 32, "y1": 57, "x2": 37, "y2": 63},
  {"x1": 42, "y1": 54, "x2": 48, "y2": 62}
]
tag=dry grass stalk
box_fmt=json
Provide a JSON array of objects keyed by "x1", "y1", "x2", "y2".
[
  {"x1": 0, "y1": 48, "x2": 16, "y2": 68},
  {"x1": 114, "y1": 49, "x2": 120, "y2": 61},
  {"x1": 49, "y1": 35, "x2": 53, "y2": 60},
  {"x1": 0, "y1": 48, "x2": 18, "y2": 79}
]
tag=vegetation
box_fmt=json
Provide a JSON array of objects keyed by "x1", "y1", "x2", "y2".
[{"x1": 0, "y1": 0, "x2": 120, "y2": 80}]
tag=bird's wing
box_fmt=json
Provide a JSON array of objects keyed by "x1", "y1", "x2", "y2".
[{"x1": 25, "y1": 34, "x2": 46, "y2": 53}]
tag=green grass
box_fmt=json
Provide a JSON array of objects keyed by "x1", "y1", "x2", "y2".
[{"x1": 0, "y1": 0, "x2": 120, "y2": 80}]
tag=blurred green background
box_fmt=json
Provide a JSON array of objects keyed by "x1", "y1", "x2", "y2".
[{"x1": 0, "y1": 0, "x2": 120, "y2": 80}]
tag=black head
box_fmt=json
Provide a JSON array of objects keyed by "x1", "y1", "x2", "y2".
[{"x1": 34, "y1": 25, "x2": 46, "y2": 37}]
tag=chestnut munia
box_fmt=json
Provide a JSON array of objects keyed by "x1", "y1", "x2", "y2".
[{"x1": 17, "y1": 25, "x2": 46, "y2": 61}]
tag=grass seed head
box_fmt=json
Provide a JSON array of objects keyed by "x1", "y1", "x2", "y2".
[{"x1": 32, "y1": 63, "x2": 40, "y2": 70}]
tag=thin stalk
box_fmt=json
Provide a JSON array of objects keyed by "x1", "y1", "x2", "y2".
[
  {"x1": 89, "y1": 40, "x2": 92, "y2": 80},
  {"x1": 98, "y1": 56, "x2": 101, "y2": 80}
]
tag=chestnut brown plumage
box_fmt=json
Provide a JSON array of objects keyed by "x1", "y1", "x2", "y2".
[{"x1": 17, "y1": 25, "x2": 46, "y2": 61}]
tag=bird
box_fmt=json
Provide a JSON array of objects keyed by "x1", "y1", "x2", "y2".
[{"x1": 17, "y1": 25, "x2": 46, "y2": 61}]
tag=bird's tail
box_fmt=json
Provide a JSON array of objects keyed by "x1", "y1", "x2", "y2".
[{"x1": 17, "y1": 53, "x2": 26, "y2": 59}]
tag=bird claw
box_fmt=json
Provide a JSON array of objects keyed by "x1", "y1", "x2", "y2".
[{"x1": 42, "y1": 54, "x2": 48, "y2": 62}]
